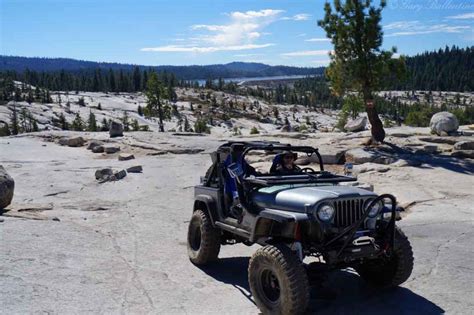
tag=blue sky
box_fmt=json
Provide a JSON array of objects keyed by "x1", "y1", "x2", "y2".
[{"x1": 1, "y1": 0, "x2": 473, "y2": 66}]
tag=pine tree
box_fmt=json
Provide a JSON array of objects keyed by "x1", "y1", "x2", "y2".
[
  {"x1": 145, "y1": 72, "x2": 166, "y2": 132},
  {"x1": 10, "y1": 105, "x2": 19, "y2": 135},
  {"x1": 121, "y1": 111, "x2": 130, "y2": 131},
  {"x1": 59, "y1": 113, "x2": 69, "y2": 130},
  {"x1": 71, "y1": 112, "x2": 84, "y2": 131},
  {"x1": 0, "y1": 122, "x2": 10, "y2": 137},
  {"x1": 318, "y1": 0, "x2": 406, "y2": 142},
  {"x1": 132, "y1": 119, "x2": 140, "y2": 131},
  {"x1": 87, "y1": 111, "x2": 98, "y2": 131}
]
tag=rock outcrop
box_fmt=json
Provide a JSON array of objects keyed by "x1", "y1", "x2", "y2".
[
  {"x1": 104, "y1": 146, "x2": 121, "y2": 154},
  {"x1": 344, "y1": 116, "x2": 367, "y2": 132},
  {"x1": 429, "y1": 112, "x2": 459, "y2": 136},
  {"x1": 109, "y1": 121, "x2": 124, "y2": 138},
  {"x1": 454, "y1": 141, "x2": 474, "y2": 151},
  {"x1": 0, "y1": 166, "x2": 15, "y2": 209}
]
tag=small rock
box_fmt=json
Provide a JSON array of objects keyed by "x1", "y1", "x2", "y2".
[
  {"x1": 126, "y1": 165, "x2": 143, "y2": 173},
  {"x1": 87, "y1": 141, "x2": 103, "y2": 150},
  {"x1": 454, "y1": 141, "x2": 474, "y2": 151},
  {"x1": 95, "y1": 168, "x2": 113, "y2": 180},
  {"x1": 109, "y1": 121, "x2": 124, "y2": 138},
  {"x1": 0, "y1": 165, "x2": 15, "y2": 209},
  {"x1": 118, "y1": 153, "x2": 135, "y2": 161},
  {"x1": 429, "y1": 112, "x2": 459, "y2": 136},
  {"x1": 58, "y1": 137, "x2": 85, "y2": 147},
  {"x1": 92, "y1": 145, "x2": 105, "y2": 153},
  {"x1": 104, "y1": 146, "x2": 121, "y2": 154},
  {"x1": 114, "y1": 170, "x2": 127, "y2": 180},
  {"x1": 52, "y1": 217, "x2": 60, "y2": 222},
  {"x1": 344, "y1": 116, "x2": 367, "y2": 132},
  {"x1": 0, "y1": 218, "x2": 4, "y2": 223},
  {"x1": 451, "y1": 150, "x2": 474, "y2": 159}
]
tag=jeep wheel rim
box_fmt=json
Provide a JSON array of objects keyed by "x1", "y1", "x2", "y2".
[
  {"x1": 190, "y1": 224, "x2": 201, "y2": 251},
  {"x1": 260, "y1": 269, "x2": 280, "y2": 303}
]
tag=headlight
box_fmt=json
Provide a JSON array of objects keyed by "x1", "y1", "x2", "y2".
[
  {"x1": 316, "y1": 203, "x2": 335, "y2": 222},
  {"x1": 366, "y1": 199, "x2": 383, "y2": 218}
]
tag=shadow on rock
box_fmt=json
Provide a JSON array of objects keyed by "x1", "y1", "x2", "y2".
[{"x1": 199, "y1": 257, "x2": 444, "y2": 314}]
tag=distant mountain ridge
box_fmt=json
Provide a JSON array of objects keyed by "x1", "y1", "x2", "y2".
[{"x1": 0, "y1": 56, "x2": 324, "y2": 80}]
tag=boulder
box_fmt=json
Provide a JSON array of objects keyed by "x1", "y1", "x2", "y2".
[
  {"x1": 429, "y1": 112, "x2": 459, "y2": 136},
  {"x1": 0, "y1": 166, "x2": 15, "y2": 209},
  {"x1": 344, "y1": 116, "x2": 367, "y2": 132},
  {"x1": 118, "y1": 153, "x2": 135, "y2": 161},
  {"x1": 104, "y1": 146, "x2": 120, "y2": 154},
  {"x1": 92, "y1": 145, "x2": 105, "y2": 153},
  {"x1": 345, "y1": 148, "x2": 378, "y2": 164},
  {"x1": 454, "y1": 141, "x2": 474, "y2": 151},
  {"x1": 95, "y1": 168, "x2": 113, "y2": 181},
  {"x1": 126, "y1": 165, "x2": 143, "y2": 173},
  {"x1": 59, "y1": 137, "x2": 85, "y2": 147},
  {"x1": 87, "y1": 141, "x2": 103, "y2": 150},
  {"x1": 109, "y1": 121, "x2": 124, "y2": 138}
]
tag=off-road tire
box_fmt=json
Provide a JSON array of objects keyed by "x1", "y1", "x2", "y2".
[
  {"x1": 187, "y1": 209, "x2": 221, "y2": 265},
  {"x1": 248, "y1": 244, "x2": 309, "y2": 315},
  {"x1": 355, "y1": 227, "x2": 414, "y2": 287}
]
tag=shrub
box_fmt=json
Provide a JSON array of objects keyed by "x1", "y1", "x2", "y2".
[{"x1": 250, "y1": 127, "x2": 260, "y2": 134}]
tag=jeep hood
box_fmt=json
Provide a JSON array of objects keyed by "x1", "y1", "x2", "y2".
[{"x1": 252, "y1": 185, "x2": 376, "y2": 213}]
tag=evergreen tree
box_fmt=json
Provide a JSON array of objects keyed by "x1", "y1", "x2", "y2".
[
  {"x1": 145, "y1": 72, "x2": 167, "y2": 132},
  {"x1": 10, "y1": 105, "x2": 19, "y2": 135},
  {"x1": 59, "y1": 113, "x2": 69, "y2": 130},
  {"x1": 71, "y1": 112, "x2": 84, "y2": 131},
  {"x1": 319, "y1": 0, "x2": 406, "y2": 142},
  {"x1": 0, "y1": 123, "x2": 10, "y2": 137},
  {"x1": 121, "y1": 111, "x2": 130, "y2": 131},
  {"x1": 87, "y1": 111, "x2": 98, "y2": 131},
  {"x1": 132, "y1": 119, "x2": 140, "y2": 131}
]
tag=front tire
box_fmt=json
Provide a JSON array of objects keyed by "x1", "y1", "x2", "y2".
[
  {"x1": 355, "y1": 227, "x2": 414, "y2": 287},
  {"x1": 248, "y1": 244, "x2": 309, "y2": 315},
  {"x1": 187, "y1": 210, "x2": 221, "y2": 265}
]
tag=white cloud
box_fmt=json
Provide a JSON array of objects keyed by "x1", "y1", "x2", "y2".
[
  {"x1": 447, "y1": 13, "x2": 474, "y2": 20},
  {"x1": 282, "y1": 13, "x2": 311, "y2": 21},
  {"x1": 141, "y1": 44, "x2": 274, "y2": 53},
  {"x1": 384, "y1": 20, "x2": 471, "y2": 37},
  {"x1": 305, "y1": 38, "x2": 330, "y2": 42},
  {"x1": 142, "y1": 9, "x2": 282, "y2": 53},
  {"x1": 281, "y1": 50, "x2": 331, "y2": 57},
  {"x1": 297, "y1": 33, "x2": 307, "y2": 37}
]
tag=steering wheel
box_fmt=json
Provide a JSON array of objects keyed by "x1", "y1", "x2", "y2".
[{"x1": 301, "y1": 167, "x2": 316, "y2": 173}]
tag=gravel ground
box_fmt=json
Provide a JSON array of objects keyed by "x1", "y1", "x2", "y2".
[{"x1": 0, "y1": 134, "x2": 473, "y2": 314}]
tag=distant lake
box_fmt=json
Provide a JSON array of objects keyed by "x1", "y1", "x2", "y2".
[{"x1": 195, "y1": 74, "x2": 318, "y2": 86}]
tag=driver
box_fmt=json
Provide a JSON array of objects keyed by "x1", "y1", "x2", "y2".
[{"x1": 272, "y1": 151, "x2": 301, "y2": 175}]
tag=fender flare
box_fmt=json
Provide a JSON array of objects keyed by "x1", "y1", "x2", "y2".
[
  {"x1": 250, "y1": 209, "x2": 311, "y2": 242},
  {"x1": 193, "y1": 195, "x2": 218, "y2": 226}
]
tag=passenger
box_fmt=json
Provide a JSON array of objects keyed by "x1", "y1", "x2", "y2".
[{"x1": 271, "y1": 151, "x2": 301, "y2": 175}]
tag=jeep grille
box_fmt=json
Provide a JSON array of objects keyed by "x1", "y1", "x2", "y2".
[{"x1": 333, "y1": 199, "x2": 366, "y2": 228}]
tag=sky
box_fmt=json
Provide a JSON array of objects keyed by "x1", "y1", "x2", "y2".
[{"x1": 1, "y1": 0, "x2": 473, "y2": 67}]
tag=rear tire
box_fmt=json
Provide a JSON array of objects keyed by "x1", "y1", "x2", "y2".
[
  {"x1": 248, "y1": 244, "x2": 309, "y2": 315},
  {"x1": 355, "y1": 227, "x2": 414, "y2": 287},
  {"x1": 187, "y1": 209, "x2": 221, "y2": 265}
]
